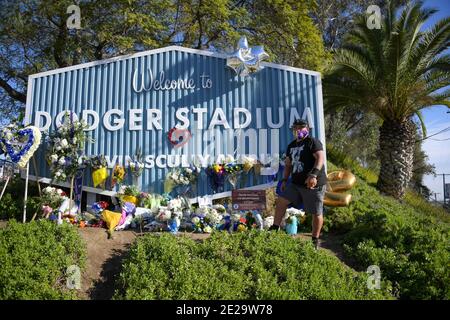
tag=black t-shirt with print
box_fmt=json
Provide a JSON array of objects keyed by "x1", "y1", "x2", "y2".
[{"x1": 285, "y1": 137, "x2": 327, "y2": 187}]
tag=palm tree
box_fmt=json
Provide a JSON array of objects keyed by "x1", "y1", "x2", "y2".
[{"x1": 323, "y1": 0, "x2": 450, "y2": 199}]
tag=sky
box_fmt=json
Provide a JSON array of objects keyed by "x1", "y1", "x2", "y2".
[{"x1": 420, "y1": 0, "x2": 450, "y2": 201}]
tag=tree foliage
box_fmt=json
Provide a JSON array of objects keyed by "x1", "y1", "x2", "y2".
[{"x1": 0, "y1": 0, "x2": 328, "y2": 122}]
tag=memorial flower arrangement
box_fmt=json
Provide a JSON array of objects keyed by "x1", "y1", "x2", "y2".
[
  {"x1": 164, "y1": 165, "x2": 201, "y2": 194},
  {"x1": 90, "y1": 155, "x2": 109, "y2": 188},
  {"x1": 140, "y1": 192, "x2": 164, "y2": 213},
  {"x1": 240, "y1": 155, "x2": 257, "y2": 173},
  {"x1": 284, "y1": 207, "x2": 305, "y2": 224},
  {"x1": 0, "y1": 124, "x2": 42, "y2": 168},
  {"x1": 205, "y1": 163, "x2": 227, "y2": 192},
  {"x1": 111, "y1": 164, "x2": 126, "y2": 188},
  {"x1": 117, "y1": 184, "x2": 140, "y2": 205},
  {"x1": 129, "y1": 159, "x2": 144, "y2": 177},
  {"x1": 224, "y1": 161, "x2": 243, "y2": 189},
  {"x1": 39, "y1": 186, "x2": 67, "y2": 218},
  {"x1": 204, "y1": 207, "x2": 222, "y2": 226},
  {"x1": 128, "y1": 148, "x2": 145, "y2": 178},
  {"x1": 166, "y1": 168, "x2": 190, "y2": 186},
  {"x1": 46, "y1": 112, "x2": 91, "y2": 183}
]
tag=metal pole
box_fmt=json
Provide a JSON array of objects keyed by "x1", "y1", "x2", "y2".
[
  {"x1": 0, "y1": 176, "x2": 10, "y2": 201},
  {"x1": 23, "y1": 162, "x2": 30, "y2": 223},
  {"x1": 444, "y1": 174, "x2": 447, "y2": 204},
  {"x1": 32, "y1": 156, "x2": 42, "y2": 196}
]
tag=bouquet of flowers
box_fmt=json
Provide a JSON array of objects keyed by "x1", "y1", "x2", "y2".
[
  {"x1": 224, "y1": 162, "x2": 243, "y2": 189},
  {"x1": 128, "y1": 147, "x2": 145, "y2": 179},
  {"x1": 205, "y1": 163, "x2": 227, "y2": 193},
  {"x1": 111, "y1": 164, "x2": 126, "y2": 189},
  {"x1": 46, "y1": 112, "x2": 92, "y2": 183},
  {"x1": 40, "y1": 186, "x2": 67, "y2": 218},
  {"x1": 204, "y1": 207, "x2": 222, "y2": 227},
  {"x1": 190, "y1": 215, "x2": 213, "y2": 233},
  {"x1": 284, "y1": 207, "x2": 305, "y2": 224},
  {"x1": 90, "y1": 155, "x2": 108, "y2": 188},
  {"x1": 164, "y1": 165, "x2": 200, "y2": 194},
  {"x1": 140, "y1": 192, "x2": 164, "y2": 213},
  {"x1": 240, "y1": 155, "x2": 257, "y2": 173},
  {"x1": 284, "y1": 207, "x2": 305, "y2": 234},
  {"x1": 128, "y1": 159, "x2": 144, "y2": 177}
]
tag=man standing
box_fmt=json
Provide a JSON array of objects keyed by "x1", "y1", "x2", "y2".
[{"x1": 270, "y1": 119, "x2": 327, "y2": 250}]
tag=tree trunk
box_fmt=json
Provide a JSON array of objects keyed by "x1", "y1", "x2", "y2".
[{"x1": 377, "y1": 118, "x2": 416, "y2": 199}]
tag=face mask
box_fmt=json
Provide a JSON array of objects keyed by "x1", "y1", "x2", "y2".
[{"x1": 294, "y1": 128, "x2": 309, "y2": 140}]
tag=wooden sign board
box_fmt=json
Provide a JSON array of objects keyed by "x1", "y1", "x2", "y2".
[{"x1": 231, "y1": 190, "x2": 266, "y2": 211}]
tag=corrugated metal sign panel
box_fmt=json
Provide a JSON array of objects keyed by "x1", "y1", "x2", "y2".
[{"x1": 24, "y1": 46, "x2": 325, "y2": 196}]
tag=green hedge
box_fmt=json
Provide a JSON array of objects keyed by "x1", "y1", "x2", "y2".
[
  {"x1": 0, "y1": 176, "x2": 41, "y2": 221},
  {"x1": 325, "y1": 159, "x2": 450, "y2": 299},
  {"x1": 114, "y1": 231, "x2": 393, "y2": 300},
  {"x1": 0, "y1": 220, "x2": 86, "y2": 299}
]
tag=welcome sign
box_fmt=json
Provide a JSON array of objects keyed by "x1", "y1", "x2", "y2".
[{"x1": 24, "y1": 46, "x2": 325, "y2": 196}]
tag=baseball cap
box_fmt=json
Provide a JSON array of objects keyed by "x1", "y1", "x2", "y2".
[{"x1": 291, "y1": 118, "x2": 308, "y2": 128}]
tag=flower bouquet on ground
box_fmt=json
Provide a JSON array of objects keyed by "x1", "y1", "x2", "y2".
[
  {"x1": 189, "y1": 205, "x2": 224, "y2": 233},
  {"x1": 283, "y1": 207, "x2": 305, "y2": 235},
  {"x1": 39, "y1": 186, "x2": 67, "y2": 219}
]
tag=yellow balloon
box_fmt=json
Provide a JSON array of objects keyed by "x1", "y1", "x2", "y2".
[{"x1": 324, "y1": 170, "x2": 356, "y2": 207}]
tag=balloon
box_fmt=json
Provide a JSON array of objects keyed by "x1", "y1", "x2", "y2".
[
  {"x1": 226, "y1": 36, "x2": 269, "y2": 77},
  {"x1": 324, "y1": 170, "x2": 356, "y2": 207}
]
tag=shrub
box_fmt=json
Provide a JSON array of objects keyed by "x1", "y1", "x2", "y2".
[
  {"x1": 0, "y1": 220, "x2": 86, "y2": 299},
  {"x1": 0, "y1": 176, "x2": 40, "y2": 221},
  {"x1": 324, "y1": 152, "x2": 450, "y2": 299},
  {"x1": 114, "y1": 231, "x2": 393, "y2": 300}
]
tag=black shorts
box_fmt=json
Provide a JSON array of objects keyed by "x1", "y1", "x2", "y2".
[{"x1": 281, "y1": 183, "x2": 326, "y2": 215}]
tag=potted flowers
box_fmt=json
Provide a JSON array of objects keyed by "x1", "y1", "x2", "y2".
[
  {"x1": 284, "y1": 207, "x2": 305, "y2": 235},
  {"x1": 118, "y1": 185, "x2": 140, "y2": 206}
]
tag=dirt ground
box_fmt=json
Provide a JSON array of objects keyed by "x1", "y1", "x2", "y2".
[
  {"x1": 77, "y1": 227, "x2": 138, "y2": 300},
  {"x1": 77, "y1": 228, "x2": 218, "y2": 299}
]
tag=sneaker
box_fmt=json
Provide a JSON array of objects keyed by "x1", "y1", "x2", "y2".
[
  {"x1": 268, "y1": 225, "x2": 280, "y2": 231},
  {"x1": 312, "y1": 237, "x2": 321, "y2": 250}
]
